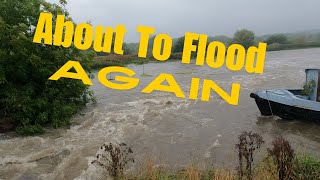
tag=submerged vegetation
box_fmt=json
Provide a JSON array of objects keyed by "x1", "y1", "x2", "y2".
[{"x1": 92, "y1": 132, "x2": 320, "y2": 179}]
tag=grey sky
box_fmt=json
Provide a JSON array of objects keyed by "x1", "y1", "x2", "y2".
[{"x1": 50, "y1": 0, "x2": 320, "y2": 42}]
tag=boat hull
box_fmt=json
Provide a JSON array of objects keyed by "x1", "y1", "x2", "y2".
[{"x1": 250, "y1": 93, "x2": 320, "y2": 121}]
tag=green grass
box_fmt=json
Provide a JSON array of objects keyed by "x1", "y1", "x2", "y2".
[
  {"x1": 267, "y1": 42, "x2": 320, "y2": 51},
  {"x1": 91, "y1": 53, "x2": 183, "y2": 69},
  {"x1": 292, "y1": 154, "x2": 320, "y2": 179},
  {"x1": 115, "y1": 153, "x2": 320, "y2": 180}
]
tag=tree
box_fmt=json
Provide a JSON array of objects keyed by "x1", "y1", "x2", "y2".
[
  {"x1": 122, "y1": 43, "x2": 131, "y2": 55},
  {"x1": 266, "y1": 34, "x2": 288, "y2": 45},
  {"x1": 172, "y1": 36, "x2": 199, "y2": 58},
  {"x1": 208, "y1": 35, "x2": 232, "y2": 46},
  {"x1": 146, "y1": 35, "x2": 156, "y2": 55},
  {"x1": 172, "y1": 36, "x2": 185, "y2": 53},
  {"x1": 96, "y1": 33, "x2": 131, "y2": 56},
  {"x1": 0, "y1": 0, "x2": 95, "y2": 135},
  {"x1": 316, "y1": 33, "x2": 320, "y2": 43},
  {"x1": 232, "y1": 29, "x2": 255, "y2": 49}
]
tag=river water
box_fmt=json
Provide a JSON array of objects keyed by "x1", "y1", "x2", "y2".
[{"x1": 1, "y1": 48, "x2": 320, "y2": 179}]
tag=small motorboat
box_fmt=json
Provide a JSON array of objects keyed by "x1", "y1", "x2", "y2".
[{"x1": 250, "y1": 69, "x2": 320, "y2": 121}]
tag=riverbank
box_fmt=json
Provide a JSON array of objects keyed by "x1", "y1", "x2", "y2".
[
  {"x1": 91, "y1": 46, "x2": 320, "y2": 70},
  {"x1": 91, "y1": 135, "x2": 320, "y2": 180},
  {"x1": 91, "y1": 53, "x2": 182, "y2": 69},
  {"x1": 124, "y1": 153, "x2": 320, "y2": 179},
  {"x1": 267, "y1": 43, "x2": 320, "y2": 51}
]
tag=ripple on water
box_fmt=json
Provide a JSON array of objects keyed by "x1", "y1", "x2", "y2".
[{"x1": 1, "y1": 48, "x2": 320, "y2": 179}]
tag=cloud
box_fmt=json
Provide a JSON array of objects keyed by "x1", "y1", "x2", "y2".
[{"x1": 48, "y1": 0, "x2": 320, "y2": 42}]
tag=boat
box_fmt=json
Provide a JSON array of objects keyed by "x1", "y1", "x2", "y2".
[{"x1": 250, "y1": 69, "x2": 320, "y2": 121}]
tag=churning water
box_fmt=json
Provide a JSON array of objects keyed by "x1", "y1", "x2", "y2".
[{"x1": 1, "y1": 48, "x2": 320, "y2": 179}]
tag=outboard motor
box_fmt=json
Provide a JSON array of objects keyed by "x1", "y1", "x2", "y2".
[{"x1": 305, "y1": 69, "x2": 320, "y2": 101}]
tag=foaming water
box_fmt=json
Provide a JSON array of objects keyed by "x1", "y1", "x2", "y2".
[{"x1": 1, "y1": 48, "x2": 320, "y2": 179}]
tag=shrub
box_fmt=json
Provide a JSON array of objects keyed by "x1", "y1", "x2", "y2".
[
  {"x1": 267, "y1": 43, "x2": 283, "y2": 51},
  {"x1": 16, "y1": 124, "x2": 44, "y2": 135},
  {"x1": 92, "y1": 142, "x2": 134, "y2": 179},
  {"x1": 268, "y1": 136, "x2": 295, "y2": 180},
  {"x1": 0, "y1": 0, "x2": 95, "y2": 135},
  {"x1": 266, "y1": 34, "x2": 288, "y2": 45},
  {"x1": 235, "y1": 131, "x2": 264, "y2": 180}
]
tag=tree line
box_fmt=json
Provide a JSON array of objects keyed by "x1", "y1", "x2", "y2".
[{"x1": 124, "y1": 29, "x2": 320, "y2": 55}]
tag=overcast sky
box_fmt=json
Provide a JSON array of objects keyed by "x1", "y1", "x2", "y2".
[{"x1": 49, "y1": 0, "x2": 320, "y2": 43}]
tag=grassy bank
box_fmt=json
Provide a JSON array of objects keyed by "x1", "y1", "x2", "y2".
[
  {"x1": 267, "y1": 42, "x2": 320, "y2": 51},
  {"x1": 92, "y1": 133, "x2": 320, "y2": 180},
  {"x1": 124, "y1": 154, "x2": 320, "y2": 180},
  {"x1": 91, "y1": 53, "x2": 183, "y2": 69},
  {"x1": 92, "y1": 55, "x2": 147, "y2": 69},
  {"x1": 91, "y1": 44, "x2": 320, "y2": 70}
]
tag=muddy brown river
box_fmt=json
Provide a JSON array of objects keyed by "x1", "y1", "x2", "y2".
[{"x1": 1, "y1": 48, "x2": 320, "y2": 179}]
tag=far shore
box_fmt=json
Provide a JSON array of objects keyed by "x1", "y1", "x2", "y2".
[{"x1": 92, "y1": 46, "x2": 320, "y2": 69}]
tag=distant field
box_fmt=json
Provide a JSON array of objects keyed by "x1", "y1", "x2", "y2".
[{"x1": 92, "y1": 53, "x2": 183, "y2": 69}]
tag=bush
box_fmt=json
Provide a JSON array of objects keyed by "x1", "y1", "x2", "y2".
[
  {"x1": 266, "y1": 34, "x2": 288, "y2": 45},
  {"x1": 0, "y1": 0, "x2": 95, "y2": 135},
  {"x1": 16, "y1": 124, "x2": 44, "y2": 135},
  {"x1": 267, "y1": 43, "x2": 283, "y2": 51}
]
